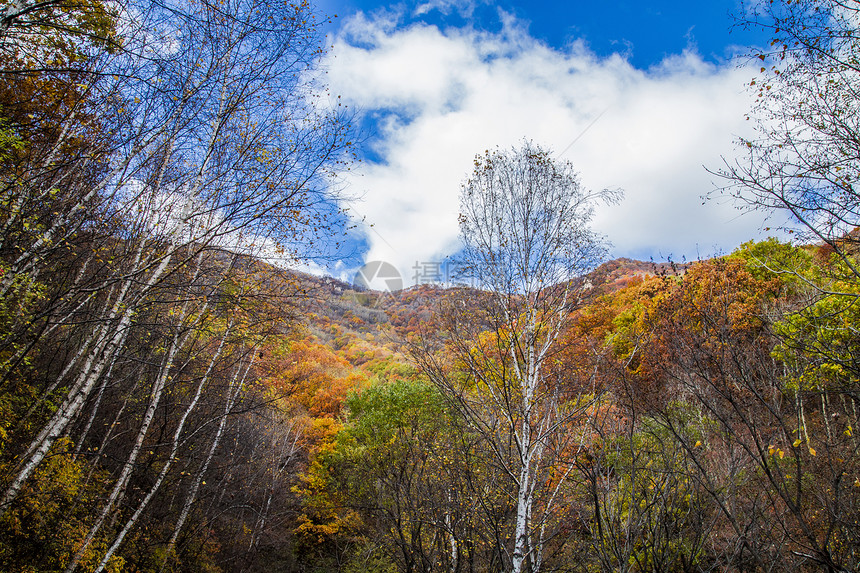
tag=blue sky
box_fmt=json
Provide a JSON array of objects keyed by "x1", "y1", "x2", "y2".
[
  {"x1": 304, "y1": 0, "x2": 778, "y2": 285},
  {"x1": 318, "y1": 0, "x2": 767, "y2": 67}
]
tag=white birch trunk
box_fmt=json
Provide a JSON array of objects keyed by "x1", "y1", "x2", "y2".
[
  {"x1": 0, "y1": 248, "x2": 172, "y2": 514},
  {"x1": 64, "y1": 256, "x2": 194, "y2": 572},
  {"x1": 93, "y1": 328, "x2": 238, "y2": 573},
  {"x1": 158, "y1": 325, "x2": 236, "y2": 571}
]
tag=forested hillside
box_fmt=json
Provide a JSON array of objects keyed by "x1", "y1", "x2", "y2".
[{"x1": 2, "y1": 0, "x2": 860, "y2": 571}]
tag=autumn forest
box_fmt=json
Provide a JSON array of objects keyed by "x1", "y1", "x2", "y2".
[{"x1": 1, "y1": 0, "x2": 860, "y2": 572}]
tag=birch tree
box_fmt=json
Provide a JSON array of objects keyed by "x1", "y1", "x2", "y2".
[
  {"x1": 0, "y1": 0, "x2": 352, "y2": 568},
  {"x1": 414, "y1": 141, "x2": 620, "y2": 573}
]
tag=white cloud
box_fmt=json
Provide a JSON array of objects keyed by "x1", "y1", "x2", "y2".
[
  {"x1": 413, "y1": 0, "x2": 479, "y2": 18},
  {"x1": 326, "y1": 13, "x2": 768, "y2": 284}
]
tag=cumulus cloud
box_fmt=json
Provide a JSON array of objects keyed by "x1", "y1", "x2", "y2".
[{"x1": 326, "y1": 12, "x2": 768, "y2": 284}]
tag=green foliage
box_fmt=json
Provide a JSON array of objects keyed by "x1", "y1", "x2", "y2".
[
  {"x1": 728, "y1": 237, "x2": 815, "y2": 291},
  {"x1": 593, "y1": 408, "x2": 713, "y2": 572},
  {"x1": 361, "y1": 355, "x2": 420, "y2": 383},
  {"x1": 342, "y1": 377, "x2": 447, "y2": 440},
  {"x1": 324, "y1": 377, "x2": 450, "y2": 506},
  {"x1": 773, "y1": 280, "x2": 860, "y2": 390},
  {"x1": 341, "y1": 540, "x2": 398, "y2": 573},
  {"x1": 0, "y1": 117, "x2": 24, "y2": 160},
  {"x1": 743, "y1": 241, "x2": 860, "y2": 390},
  {"x1": 300, "y1": 376, "x2": 483, "y2": 572}
]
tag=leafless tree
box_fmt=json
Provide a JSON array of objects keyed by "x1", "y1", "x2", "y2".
[
  {"x1": 414, "y1": 141, "x2": 620, "y2": 573},
  {"x1": 719, "y1": 0, "x2": 860, "y2": 277}
]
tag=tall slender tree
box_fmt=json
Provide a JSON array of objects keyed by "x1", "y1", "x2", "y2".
[{"x1": 415, "y1": 141, "x2": 620, "y2": 573}]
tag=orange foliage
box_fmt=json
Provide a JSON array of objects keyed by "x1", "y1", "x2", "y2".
[{"x1": 261, "y1": 336, "x2": 368, "y2": 419}]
